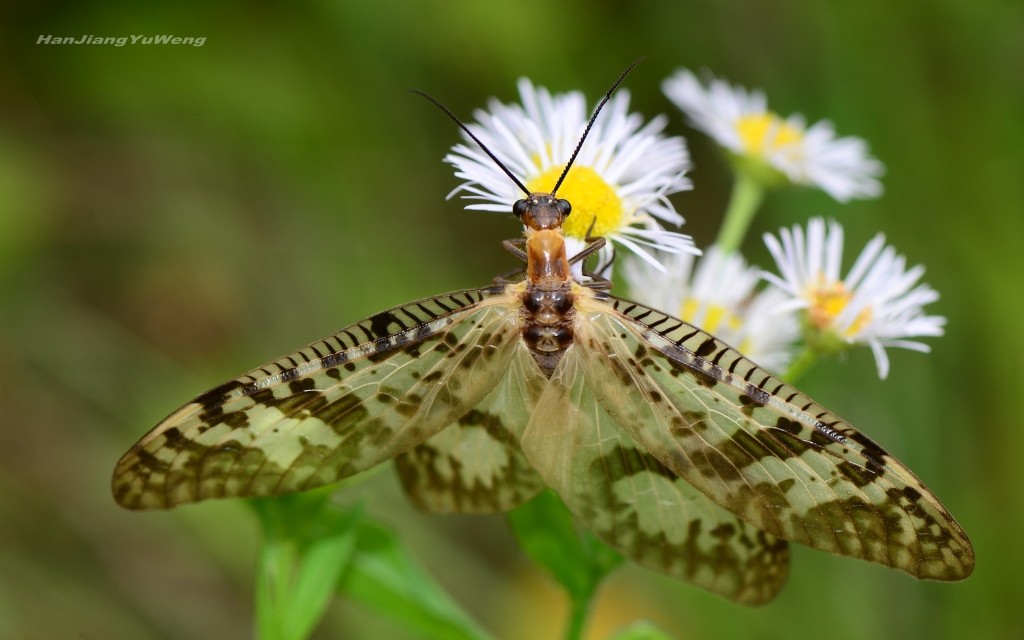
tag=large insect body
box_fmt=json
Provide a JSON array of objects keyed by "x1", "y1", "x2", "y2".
[{"x1": 517, "y1": 192, "x2": 582, "y2": 374}]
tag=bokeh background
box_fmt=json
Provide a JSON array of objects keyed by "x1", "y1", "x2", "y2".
[{"x1": 1, "y1": 1, "x2": 1021, "y2": 638}]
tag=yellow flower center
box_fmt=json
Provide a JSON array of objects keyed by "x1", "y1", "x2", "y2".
[
  {"x1": 737, "y1": 337, "x2": 754, "y2": 355},
  {"x1": 679, "y1": 299, "x2": 743, "y2": 335},
  {"x1": 806, "y1": 279, "x2": 872, "y2": 337},
  {"x1": 736, "y1": 112, "x2": 803, "y2": 157},
  {"x1": 680, "y1": 297, "x2": 755, "y2": 356},
  {"x1": 526, "y1": 165, "x2": 624, "y2": 239}
]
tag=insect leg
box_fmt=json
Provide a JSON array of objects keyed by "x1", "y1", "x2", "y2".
[
  {"x1": 569, "y1": 233, "x2": 613, "y2": 289},
  {"x1": 493, "y1": 239, "x2": 530, "y2": 284},
  {"x1": 502, "y1": 238, "x2": 528, "y2": 262},
  {"x1": 591, "y1": 241, "x2": 616, "y2": 277},
  {"x1": 567, "y1": 236, "x2": 606, "y2": 266}
]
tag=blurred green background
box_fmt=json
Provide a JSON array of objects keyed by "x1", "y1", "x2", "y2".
[{"x1": 1, "y1": 1, "x2": 1021, "y2": 638}]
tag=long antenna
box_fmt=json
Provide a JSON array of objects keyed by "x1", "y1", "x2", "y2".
[
  {"x1": 409, "y1": 89, "x2": 531, "y2": 197},
  {"x1": 552, "y1": 56, "x2": 645, "y2": 195},
  {"x1": 412, "y1": 57, "x2": 644, "y2": 199}
]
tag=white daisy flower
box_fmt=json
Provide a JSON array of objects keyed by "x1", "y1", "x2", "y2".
[
  {"x1": 445, "y1": 78, "x2": 697, "y2": 275},
  {"x1": 662, "y1": 69, "x2": 884, "y2": 202},
  {"x1": 622, "y1": 245, "x2": 800, "y2": 371},
  {"x1": 763, "y1": 218, "x2": 946, "y2": 379}
]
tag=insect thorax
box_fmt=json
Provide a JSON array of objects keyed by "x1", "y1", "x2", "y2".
[{"x1": 521, "y1": 281, "x2": 575, "y2": 376}]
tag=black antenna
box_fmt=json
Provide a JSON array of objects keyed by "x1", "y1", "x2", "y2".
[
  {"x1": 552, "y1": 56, "x2": 645, "y2": 195},
  {"x1": 409, "y1": 89, "x2": 531, "y2": 197}
]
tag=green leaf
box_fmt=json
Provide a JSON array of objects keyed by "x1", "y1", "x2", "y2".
[
  {"x1": 251, "y1": 487, "x2": 489, "y2": 640},
  {"x1": 252, "y1": 489, "x2": 362, "y2": 640},
  {"x1": 339, "y1": 518, "x2": 492, "y2": 640},
  {"x1": 507, "y1": 490, "x2": 623, "y2": 600},
  {"x1": 607, "y1": 621, "x2": 676, "y2": 640}
]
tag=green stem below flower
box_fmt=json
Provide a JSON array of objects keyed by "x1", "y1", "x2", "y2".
[
  {"x1": 782, "y1": 346, "x2": 819, "y2": 384},
  {"x1": 564, "y1": 587, "x2": 595, "y2": 640},
  {"x1": 508, "y1": 491, "x2": 622, "y2": 640},
  {"x1": 252, "y1": 491, "x2": 362, "y2": 640},
  {"x1": 716, "y1": 172, "x2": 765, "y2": 253}
]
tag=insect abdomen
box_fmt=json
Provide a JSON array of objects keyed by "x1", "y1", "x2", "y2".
[{"x1": 521, "y1": 284, "x2": 575, "y2": 376}]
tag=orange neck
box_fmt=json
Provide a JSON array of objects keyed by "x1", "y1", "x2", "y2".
[{"x1": 526, "y1": 229, "x2": 571, "y2": 286}]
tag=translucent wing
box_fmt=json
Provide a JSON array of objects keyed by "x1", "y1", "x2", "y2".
[
  {"x1": 571, "y1": 294, "x2": 974, "y2": 581},
  {"x1": 113, "y1": 287, "x2": 521, "y2": 510},
  {"x1": 522, "y1": 348, "x2": 791, "y2": 604},
  {"x1": 396, "y1": 346, "x2": 547, "y2": 513}
]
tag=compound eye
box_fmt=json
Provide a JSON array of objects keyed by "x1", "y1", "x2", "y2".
[
  {"x1": 513, "y1": 199, "x2": 528, "y2": 218},
  {"x1": 556, "y1": 198, "x2": 572, "y2": 217}
]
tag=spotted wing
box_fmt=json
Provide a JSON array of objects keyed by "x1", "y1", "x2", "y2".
[
  {"x1": 522, "y1": 348, "x2": 791, "y2": 604},
  {"x1": 570, "y1": 294, "x2": 974, "y2": 581},
  {"x1": 113, "y1": 287, "x2": 522, "y2": 510},
  {"x1": 396, "y1": 346, "x2": 547, "y2": 513}
]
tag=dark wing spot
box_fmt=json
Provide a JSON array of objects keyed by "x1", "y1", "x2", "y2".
[
  {"x1": 597, "y1": 445, "x2": 676, "y2": 480},
  {"x1": 775, "y1": 418, "x2": 801, "y2": 434},
  {"x1": 901, "y1": 485, "x2": 922, "y2": 503},
  {"x1": 318, "y1": 394, "x2": 369, "y2": 432},
  {"x1": 709, "y1": 523, "x2": 737, "y2": 541},
  {"x1": 836, "y1": 460, "x2": 881, "y2": 487},
  {"x1": 694, "y1": 338, "x2": 717, "y2": 358},
  {"x1": 195, "y1": 380, "x2": 244, "y2": 409},
  {"x1": 369, "y1": 312, "x2": 403, "y2": 339},
  {"x1": 289, "y1": 378, "x2": 316, "y2": 394},
  {"x1": 422, "y1": 370, "x2": 444, "y2": 384},
  {"x1": 693, "y1": 371, "x2": 718, "y2": 388},
  {"x1": 769, "y1": 429, "x2": 813, "y2": 457},
  {"x1": 221, "y1": 411, "x2": 250, "y2": 428},
  {"x1": 810, "y1": 431, "x2": 836, "y2": 447}
]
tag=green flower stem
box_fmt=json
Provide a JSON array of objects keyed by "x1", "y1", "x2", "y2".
[
  {"x1": 782, "y1": 346, "x2": 818, "y2": 384},
  {"x1": 256, "y1": 530, "x2": 298, "y2": 640},
  {"x1": 508, "y1": 491, "x2": 622, "y2": 640},
  {"x1": 564, "y1": 587, "x2": 595, "y2": 640},
  {"x1": 252, "y1": 492, "x2": 362, "y2": 640},
  {"x1": 716, "y1": 172, "x2": 765, "y2": 253}
]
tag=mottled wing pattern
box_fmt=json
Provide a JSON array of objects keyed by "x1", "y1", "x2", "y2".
[
  {"x1": 396, "y1": 346, "x2": 547, "y2": 513},
  {"x1": 522, "y1": 348, "x2": 791, "y2": 604},
  {"x1": 571, "y1": 294, "x2": 974, "y2": 581},
  {"x1": 113, "y1": 287, "x2": 521, "y2": 510}
]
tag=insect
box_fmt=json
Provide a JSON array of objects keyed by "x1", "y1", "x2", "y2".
[{"x1": 113, "y1": 63, "x2": 974, "y2": 604}]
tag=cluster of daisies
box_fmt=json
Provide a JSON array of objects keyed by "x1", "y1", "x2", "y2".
[{"x1": 444, "y1": 69, "x2": 944, "y2": 380}]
